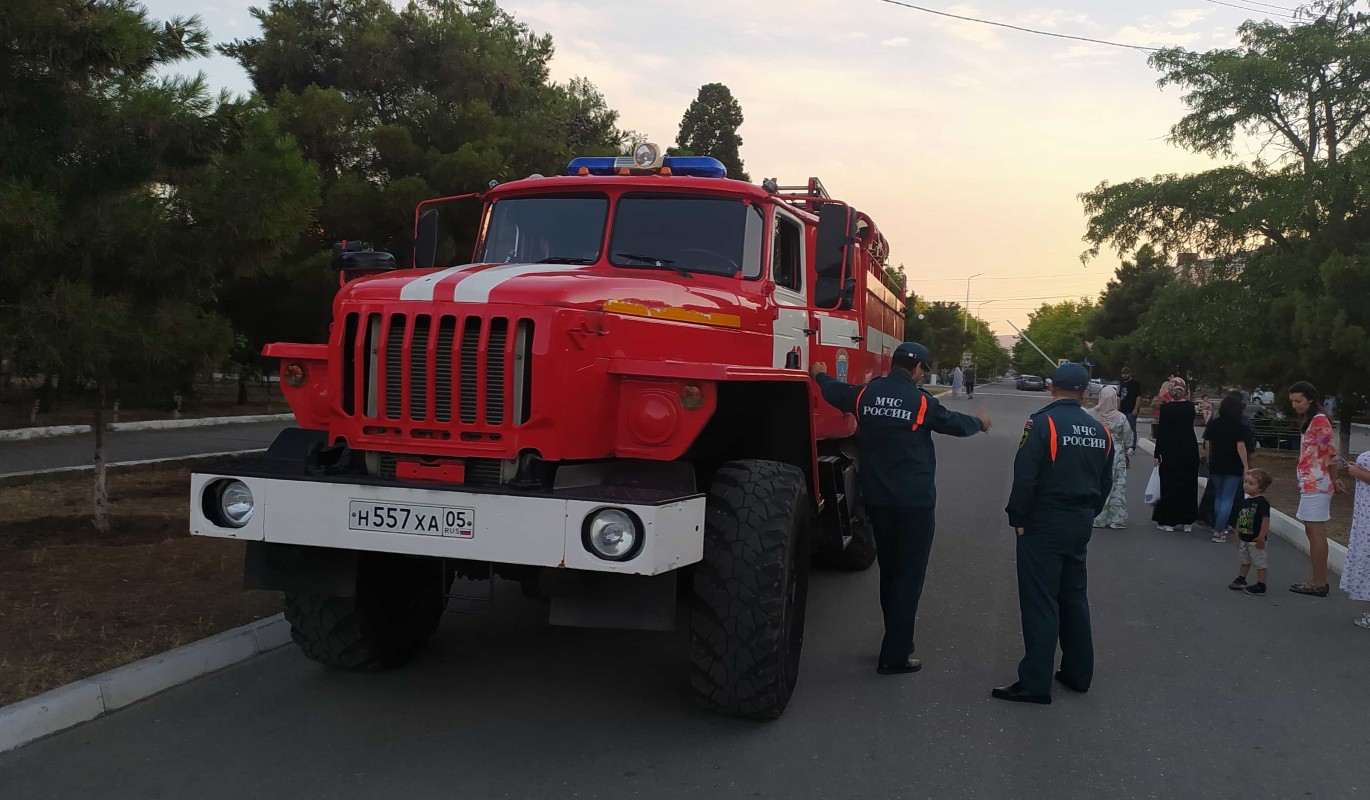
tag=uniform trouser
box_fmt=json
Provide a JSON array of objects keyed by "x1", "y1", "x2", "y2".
[
  {"x1": 867, "y1": 505, "x2": 937, "y2": 665},
  {"x1": 1016, "y1": 525, "x2": 1093, "y2": 695}
]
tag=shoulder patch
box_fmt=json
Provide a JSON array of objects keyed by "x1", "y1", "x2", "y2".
[{"x1": 1018, "y1": 418, "x2": 1034, "y2": 449}]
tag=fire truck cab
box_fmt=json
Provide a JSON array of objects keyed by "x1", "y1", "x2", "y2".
[{"x1": 190, "y1": 144, "x2": 906, "y2": 719}]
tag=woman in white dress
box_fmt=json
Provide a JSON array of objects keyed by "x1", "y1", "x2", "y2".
[
  {"x1": 1341, "y1": 451, "x2": 1370, "y2": 628},
  {"x1": 951, "y1": 366, "x2": 964, "y2": 399},
  {"x1": 1091, "y1": 385, "x2": 1134, "y2": 529}
]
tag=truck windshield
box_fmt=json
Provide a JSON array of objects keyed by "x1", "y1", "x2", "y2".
[
  {"x1": 609, "y1": 194, "x2": 764, "y2": 278},
  {"x1": 478, "y1": 194, "x2": 608, "y2": 264}
]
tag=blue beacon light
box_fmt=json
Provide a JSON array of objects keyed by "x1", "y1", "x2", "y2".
[{"x1": 566, "y1": 154, "x2": 728, "y2": 179}]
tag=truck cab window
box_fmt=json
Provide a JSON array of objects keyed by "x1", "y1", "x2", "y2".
[
  {"x1": 773, "y1": 214, "x2": 802, "y2": 292},
  {"x1": 478, "y1": 194, "x2": 608, "y2": 264},
  {"x1": 609, "y1": 194, "x2": 764, "y2": 278}
]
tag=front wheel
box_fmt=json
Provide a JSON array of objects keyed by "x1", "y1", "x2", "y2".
[
  {"x1": 283, "y1": 553, "x2": 448, "y2": 671},
  {"x1": 689, "y1": 460, "x2": 810, "y2": 719}
]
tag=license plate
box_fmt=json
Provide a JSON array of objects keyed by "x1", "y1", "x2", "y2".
[{"x1": 348, "y1": 501, "x2": 475, "y2": 539}]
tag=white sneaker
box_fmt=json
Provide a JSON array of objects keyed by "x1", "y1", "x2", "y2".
[
  {"x1": 1182, "y1": 525, "x2": 1193, "y2": 533},
  {"x1": 1108, "y1": 523, "x2": 1127, "y2": 529},
  {"x1": 1157, "y1": 524, "x2": 1175, "y2": 532},
  {"x1": 1355, "y1": 614, "x2": 1370, "y2": 630}
]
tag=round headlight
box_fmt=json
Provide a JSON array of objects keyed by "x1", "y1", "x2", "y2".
[
  {"x1": 583, "y1": 508, "x2": 643, "y2": 561},
  {"x1": 215, "y1": 480, "x2": 255, "y2": 528},
  {"x1": 633, "y1": 142, "x2": 661, "y2": 169}
]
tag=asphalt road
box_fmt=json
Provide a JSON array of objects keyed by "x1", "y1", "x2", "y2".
[
  {"x1": 0, "y1": 422, "x2": 288, "y2": 476},
  {"x1": 3, "y1": 382, "x2": 1369, "y2": 799}
]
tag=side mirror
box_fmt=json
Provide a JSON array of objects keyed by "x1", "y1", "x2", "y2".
[
  {"x1": 813, "y1": 204, "x2": 856, "y2": 310},
  {"x1": 415, "y1": 209, "x2": 439, "y2": 269},
  {"x1": 331, "y1": 240, "x2": 397, "y2": 272}
]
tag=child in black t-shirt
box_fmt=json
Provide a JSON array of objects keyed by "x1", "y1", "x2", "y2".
[{"x1": 1228, "y1": 469, "x2": 1273, "y2": 595}]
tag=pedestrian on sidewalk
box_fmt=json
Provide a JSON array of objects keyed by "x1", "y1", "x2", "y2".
[
  {"x1": 1204, "y1": 391, "x2": 1251, "y2": 542},
  {"x1": 811, "y1": 343, "x2": 991, "y2": 675},
  {"x1": 964, "y1": 364, "x2": 977, "y2": 399},
  {"x1": 952, "y1": 365, "x2": 964, "y2": 399},
  {"x1": 1091, "y1": 385, "x2": 1133, "y2": 529},
  {"x1": 1339, "y1": 451, "x2": 1370, "y2": 627},
  {"x1": 1289, "y1": 381, "x2": 1345, "y2": 597},
  {"x1": 1118, "y1": 368, "x2": 1141, "y2": 455},
  {"x1": 1152, "y1": 379, "x2": 1200, "y2": 532},
  {"x1": 1227, "y1": 469, "x2": 1273, "y2": 595},
  {"x1": 994, "y1": 363, "x2": 1115, "y2": 705}
]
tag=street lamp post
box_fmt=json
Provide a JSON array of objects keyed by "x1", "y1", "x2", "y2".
[{"x1": 963, "y1": 272, "x2": 985, "y2": 332}]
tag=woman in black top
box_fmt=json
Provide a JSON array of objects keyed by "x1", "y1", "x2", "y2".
[
  {"x1": 1153, "y1": 379, "x2": 1200, "y2": 531},
  {"x1": 1203, "y1": 391, "x2": 1251, "y2": 541}
]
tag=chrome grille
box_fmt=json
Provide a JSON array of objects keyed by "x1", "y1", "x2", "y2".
[
  {"x1": 384, "y1": 315, "x2": 406, "y2": 419},
  {"x1": 485, "y1": 318, "x2": 508, "y2": 424}
]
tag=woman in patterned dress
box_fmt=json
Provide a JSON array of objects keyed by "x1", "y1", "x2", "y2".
[
  {"x1": 1288, "y1": 381, "x2": 1346, "y2": 597},
  {"x1": 1092, "y1": 385, "x2": 1134, "y2": 529},
  {"x1": 1341, "y1": 451, "x2": 1370, "y2": 627}
]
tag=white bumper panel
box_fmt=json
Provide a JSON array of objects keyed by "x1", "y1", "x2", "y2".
[{"x1": 190, "y1": 473, "x2": 705, "y2": 576}]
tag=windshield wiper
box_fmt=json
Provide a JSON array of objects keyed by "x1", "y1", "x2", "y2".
[
  {"x1": 615, "y1": 252, "x2": 693, "y2": 279},
  {"x1": 535, "y1": 256, "x2": 595, "y2": 264}
]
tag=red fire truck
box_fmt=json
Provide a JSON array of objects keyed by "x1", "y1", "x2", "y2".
[{"x1": 190, "y1": 144, "x2": 906, "y2": 719}]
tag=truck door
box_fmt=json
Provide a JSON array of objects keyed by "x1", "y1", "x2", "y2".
[{"x1": 771, "y1": 209, "x2": 810, "y2": 369}]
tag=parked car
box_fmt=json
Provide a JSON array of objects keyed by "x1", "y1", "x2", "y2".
[
  {"x1": 1016, "y1": 374, "x2": 1045, "y2": 391},
  {"x1": 1086, "y1": 378, "x2": 1118, "y2": 399},
  {"x1": 1246, "y1": 403, "x2": 1301, "y2": 450},
  {"x1": 1248, "y1": 387, "x2": 1275, "y2": 405}
]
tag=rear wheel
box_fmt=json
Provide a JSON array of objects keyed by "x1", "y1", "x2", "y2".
[
  {"x1": 689, "y1": 460, "x2": 810, "y2": 719},
  {"x1": 283, "y1": 553, "x2": 448, "y2": 671}
]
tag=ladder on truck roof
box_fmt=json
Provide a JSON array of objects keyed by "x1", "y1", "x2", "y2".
[{"x1": 772, "y1": 178, "x2": 830, "y2": 214}]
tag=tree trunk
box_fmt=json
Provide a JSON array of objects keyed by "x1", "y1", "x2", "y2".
[
  {"x1": 237, "y1": 372, "x2": 248, "y2": 405},
  {"x1": 93, "y1": 380, "x2": 110, "y2": 534}
]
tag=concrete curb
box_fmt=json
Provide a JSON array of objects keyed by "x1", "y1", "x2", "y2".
[
  {"x1": 0, "y1": 413, "x2": 293, "y2": 442},
  {"x1": 0, "y1": 448, "x2": 268, "y2": 484},
  {"x1": 1136, "y1": 438, "x2": 1347, "y2": 574},
  {"x1": 0, "y1": 614, "x2": 289, "y2": 754}
]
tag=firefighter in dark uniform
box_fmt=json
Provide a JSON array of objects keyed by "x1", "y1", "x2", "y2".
[
  {"x1": 993, "y1": 363, "x2": 1115, "y2": 704},
  {"x1": 811, "y1": 343, "x2": 992, "y2": 675}
]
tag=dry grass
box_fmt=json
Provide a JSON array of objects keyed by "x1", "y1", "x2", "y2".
[{"x1": 0, "y1": 466, "x2": 281, "y2": 706}]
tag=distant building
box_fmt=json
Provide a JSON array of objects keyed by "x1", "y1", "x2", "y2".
[{"x1": 1175, "y1": 251, "x2": 1246, "y2": 284}]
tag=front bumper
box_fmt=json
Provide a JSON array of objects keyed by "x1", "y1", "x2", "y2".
[{"x1": 190, "y1": 459, "x2": 704, "y2": 576}]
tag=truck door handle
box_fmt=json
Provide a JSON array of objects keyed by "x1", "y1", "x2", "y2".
[
  {"x1": 801, "y1": 329, "x2": 817, "y2": 336},
  {"x1": 850, "y1": 336, "x2": 865, "y2": 342}
]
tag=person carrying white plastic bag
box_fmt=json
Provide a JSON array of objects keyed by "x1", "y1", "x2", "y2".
[{"x1": 1145, "y1": 466, "x2": 1162, "y2": 505}]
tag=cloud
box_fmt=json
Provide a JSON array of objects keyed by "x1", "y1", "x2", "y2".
[
  {"x1": 881, "y1": 36, "x2": 911, "y2": 47},
  {"x1": 1168, "y1": 8, "x2": 1213, "y2": 29}
]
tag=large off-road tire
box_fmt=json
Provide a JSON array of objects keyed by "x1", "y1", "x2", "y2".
[
  {"x1": 690, "y1": 460, "x2": 811, "y2": 719},
  {"x1": 284, "y1": 553, "x2": 448, "y2": 671}
]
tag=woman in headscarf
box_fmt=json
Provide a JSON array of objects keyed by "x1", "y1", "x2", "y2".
[
  {"x1": 1092, "y1": 385, "x2": 1134, "y2": 529},
  {"x1": 1152, "y1": 378, "x2": 1200, "y2": 531},
  {"x1": 951, "y1": 365, "x2": 964, "y2": 399}
]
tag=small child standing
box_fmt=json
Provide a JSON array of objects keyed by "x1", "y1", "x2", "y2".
[{"x1": 1229, "y1": 469, "x2": 1274, "y2": 595}]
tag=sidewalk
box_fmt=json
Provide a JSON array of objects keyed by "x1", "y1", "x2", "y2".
[{"x1": 0, "y1": 421, "x2": 289, "y2": 477}]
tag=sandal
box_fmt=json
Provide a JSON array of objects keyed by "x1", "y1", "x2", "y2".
[
  {"x1": 1289, "y1": 583, "x2": 1330, "y2": 597},
  {"x1": 1354, "y1": 614, "x2": 1370, "y2": 630}
]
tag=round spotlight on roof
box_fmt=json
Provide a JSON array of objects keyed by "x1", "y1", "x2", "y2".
[{"x1": 633, "y1": 142, "x2": 662, "y2": 169}]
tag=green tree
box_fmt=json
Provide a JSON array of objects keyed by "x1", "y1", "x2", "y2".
[
  {"x1": 670, "y1": 83, "x2": 750, "y2": 182},
  {"x1": 1078, "y1": 0, "x2": 1370, "y2": 452},
  {"x1": 1011, "y1": 300, "x2": 1097, "y2": 373},
  {"x1": 0, "y1": 1, "x2": 317, "y2": 530},
  {"x1": 225, "y1": 0, "x2": 633, "y2": 263},
  {"x1": 1086, "y1": 245, "x2": 1173, "y2": 341},
  {"x1": 904, "y1": 300, "x2": 971, "y2": 370}
]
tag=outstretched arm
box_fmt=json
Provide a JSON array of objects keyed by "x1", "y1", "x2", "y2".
[
  {"x1": 811, "y1": 362, "x2": 863, "y2": 415},
  {"x1": 927, "y1": 395, "x2": 990, "y2": 437}
]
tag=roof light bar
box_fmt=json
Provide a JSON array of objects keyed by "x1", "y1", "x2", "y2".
[{"x1": 566, "y1": 154, "x2": 728, "y2": 179}]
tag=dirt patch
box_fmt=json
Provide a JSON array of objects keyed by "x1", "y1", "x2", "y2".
[
  {"x1": 0, "y1": 466, "x2": 281, "y2": 707},
  {"x1": 1249, "y1": 450, "x2": 1354, "y2": 547}
]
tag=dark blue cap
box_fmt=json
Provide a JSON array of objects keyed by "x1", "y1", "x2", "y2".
[
  {"x1": 1050, "y1": 362, "x2": 1090, "y2": 391},
  {"x1": 893, "y1": 342, "x2": 931, "y2": 370}
]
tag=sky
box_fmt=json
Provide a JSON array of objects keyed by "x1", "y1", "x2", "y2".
[{"x1": 141, "y1": 0, "x2": 1302, "y2": 333}]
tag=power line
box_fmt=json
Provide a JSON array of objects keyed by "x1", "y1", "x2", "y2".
[
  {"x1": 876, "y1": 0, "x2": 1165, "y2": 51},
  {"x1": 1197, "y1": 0, "x2": 1300, "y2": 20},
  {"x1": 1229, "y1": 0, "x2": 1301, "y2": 10},
  {"x1": 906, "y1": 273, "x2": 1102, "y2": 282}
]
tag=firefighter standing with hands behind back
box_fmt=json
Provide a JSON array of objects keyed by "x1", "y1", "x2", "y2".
[
  {"x1": 994, "y1": 362, "x2": 1115, "y2": 704},
  {"x1": 810, "y1": 343, "x2": 991, "y2": 675}
]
